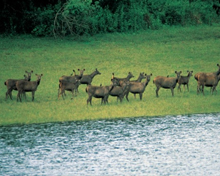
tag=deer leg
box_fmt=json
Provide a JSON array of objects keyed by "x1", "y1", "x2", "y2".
[
  {"x1": 178, "y1": 84, "x2": 181, "y2": 92},
  {"x1": 171, "y1": 88, "x2": 174, "y2": 96},
  {"x1": 202, "y1": 85, "x2": 205, "y2": 96},
  {"x1": 187, "y1": 84, "x2": 189, "y2": 92},
  {"x1": 140, "y1": 93, "x2": 142, "y2": 100},
  {"x1": 32, "y1": 91, "x2": 35, "y2": 101},
  {"x1": 17, "y1": 91, "x2": 22, "y2": 102},
  {"x1": 87, "y1": 96, "x2": 92, "y2": 105},
  {"x1": 156, "y1": 87, "x2": 160, "y2": 97},
  {"x1": 125, "y1": 92, "x2": 129, "y2": 102},
  {"x1": 134, "y1": 94, "x2": 136, "y2": 98}
]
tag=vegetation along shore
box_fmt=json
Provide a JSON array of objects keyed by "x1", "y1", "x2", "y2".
[{"x1": 1, "y1": 25, "x2": 220, "y2": 126}]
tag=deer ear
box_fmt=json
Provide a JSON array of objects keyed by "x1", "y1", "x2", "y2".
[
  {"x1": 35, "y1": 74, "x2": 37, "y2": 76},
  {"x1": 180, "y1": 71, "x2": 182, "y2": 73},
  {"x1": 73, "y1": 69, "x2": 75, "y2": 72},
  {"x1": 150, "y1": 73, "x2": 152, "y2": 76},
  {"x1": 83, "y1": 69, "x2": 85, "y2": 71},
  {"x1": 78, "y1": 69, "x2": 80, "y2": 71},
  {"x1": 217, "y1": 64, "x2": 219, "y2": 66},
  {"x1": 175, "y1": 71, "x2": 177, "y2": 73},
  {"x1": 31, "y1": 70, "x2": 33, "y2": 73},
  {"x1": 41, "y1": 74, "x2": 43, "y2": 76},
  {"x1": 187, "y1": 70, "x2": 189, "y2": 72}
]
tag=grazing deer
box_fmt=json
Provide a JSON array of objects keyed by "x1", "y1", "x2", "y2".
[
  {"x1": 4, "y1": 70, "x2": 33, "y2": 100},
  {"x1": 126, "y1": 73, "x2": 152, "y2": 100},
  {"x1": 153, "y1": 71, "x2": 182, "y2": 97},
  {"x1": 178, "y1": 70, "x2": 193, "y2": 92},
  {"x1": 16, "y1": 74, "x2": 43, "y2": 102}
]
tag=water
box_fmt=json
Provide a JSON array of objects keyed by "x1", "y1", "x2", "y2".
[{"x1": 0, "y1": 114, "x2": 220, "y2": 175}]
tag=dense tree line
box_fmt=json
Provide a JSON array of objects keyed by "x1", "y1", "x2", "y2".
[{"x1": 0, "y1": 0, "x2": 220, "y2": 37}]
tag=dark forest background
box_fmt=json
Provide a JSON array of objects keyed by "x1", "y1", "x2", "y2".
[{"x1": 1, "y1": 0, "x2": 220, "y2": 37}]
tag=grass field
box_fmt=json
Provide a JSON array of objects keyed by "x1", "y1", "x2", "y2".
[{"x1": 1, "y1": 25, "x2": 220, "y2": 126}]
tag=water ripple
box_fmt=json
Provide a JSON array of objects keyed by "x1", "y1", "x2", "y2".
[{"x1": 0, "y1": 113, "x2": 220, "y2": 175}]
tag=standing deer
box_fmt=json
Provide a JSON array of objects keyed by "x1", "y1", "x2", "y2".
[
  {"x1": 109, "y1": 81, "x2": 129, "y2": 102},
  {"x1": 194, "y1": 64, "x2": 220, "y2": 95},
  {"x1": 153, "y1": 71, "x2": 182, "y2": 97},
  {"x1": 178, "y1": 70, "x2": 193, "y2": 92},
  {"x1": 126, "y1": 73, "x2": 152, "y2": 100},
  {"x1": 58, "y1": 79, "x2": 81, "y2": 100},
  {"x1": 4, "y1": 70, "x2": 33, "y2": 100},
  {"x1": 80, "y1": 68, "x2": 101, "y2": 85},
  {"x1": 86, "y1": 79, "x2": 118, "y2": 105},
  {"x1": 130, "y1": 72, "x2": 146, "y2": 98},
  {"x1": 16, "y1": 74, "x2": 43, "y2": 102},
  {"x1": 112, "y1": 72, "x2": 134, "y2": 86}
]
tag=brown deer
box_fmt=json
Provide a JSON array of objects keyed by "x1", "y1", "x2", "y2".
[
  {"x1": 195, "y1": 64, "x2": 220, "y2": 94},
  {"x1": 130, "y1": 72, "x2": 146, "y2": 98},
  {"x1": 109, "y1": 81, "x2": 129, "y2": 102},
  {"x1": 126, "y1": 73, "x2": 152, "y2": 100},
  {"x1": 16, "y1": 74, "x2": 43, "y2": 102},
  {"x1": 4, "y1": 70, "x2": 33, "y2": 100},
  {"x1": 196, "y1": 72, "x2": 220, "y2": 95},
  {"x1": 153, "y1": 71, "x2": 182, "y2": 97},
  {"x1": 80, "y1": 68, "x2": 101, "y2": 85},
  {"x1": 86, "y1": 79, "x2": 118, "y2": 105},
  {"x1": 112, "y1": 72, "x2": 134, "y2": 86},
  {"x1": 58, "y1": 79, "x2": 81, "y2": 100},
  {"x1": 178, "y1": 70, "x2": 193, "y2": 92},
  {"x1": 59, "y1": 68, "x2": 85, "y2": 84}
]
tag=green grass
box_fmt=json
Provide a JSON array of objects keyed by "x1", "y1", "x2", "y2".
[{"x1": 1, "y1": 25, "x2": 220, "y2": 126}]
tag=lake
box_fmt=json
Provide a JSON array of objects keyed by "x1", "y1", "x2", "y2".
[{"x1": 0, "y1": 113, "x2": 220, "y2": 175}]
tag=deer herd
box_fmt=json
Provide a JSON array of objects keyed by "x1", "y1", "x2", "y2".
[{"x1": 4, "y1": 64, "x2": 220, "y2": 105}]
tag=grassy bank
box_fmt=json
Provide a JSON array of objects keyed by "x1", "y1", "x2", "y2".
[{"x1": 1, "y1": 25, "x2": 220, "y2": 126}]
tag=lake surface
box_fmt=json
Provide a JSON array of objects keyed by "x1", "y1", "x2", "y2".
[{"x1": 0, "y1": 113, "x2": 220, "y2": 175}]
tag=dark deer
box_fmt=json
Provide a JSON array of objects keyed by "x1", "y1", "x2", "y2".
[
  {"x1": 126, "y1": 73, "x2": 152, "y2": 100},
  {"x1": 153, "y1": 71, "x2": 182, "y2": 97},
  {"x1": 80, "y1": 68, "x2": 101, "y2": 85},
  {"x1": 112, "y1": 72, "x2": 134, "y2": 86},
  {"x1": 58, "y1": 79, "x2": 81, "y2": 100},
  {"x1": 86, "y1": 79, "x2": 118, "y2": 105},
  {"x1": 16, "y1": 74, "x2": 43, "y2": 102},
  {"x1": 195, "y1": 64, "x2": 220, "y2": 94},
  {"x1": 178, "y1": 70, "x2": 193, "y2": 92},
  {"x1": 4, "y1": 70, "x2": 33, "y2": 100},
  {"x1": 59, "y1": 69, "x2": 85, "y2": 84},
  {"x1": 58, "y1": 68, "x2": 85, "y2": 96},
  {"x1": 109, "y1": 81, "x2": 129, "y2": 102}
]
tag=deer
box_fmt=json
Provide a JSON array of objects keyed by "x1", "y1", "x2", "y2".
[
  {"x1": 130, "y1": 72, "x2": 146, "y2": 98},
  {"x1": 80, "y1": 68, "x2": 101, "y2": 85},
  {"x1": 58, "y1": 68, "x2": 85, "y2": 96},
  {"x1": 59, "y1": 68, "x2": 85, "y2": 84},
  {"x1": 126, "y1": 73, "x2": 152, "y2": 100},
  {"x1": 153, "y1": 71, "x2": 182, "y2": 97},
  {"x1": 58, "y1": 79, "x2": 81, "y2": 100},
  {"x1": 112, "y1": 72, "x2": 134, "y2": 86},
  {"x1": 194, "y1": 64, "x2": 220, "y2": 95},
  {"x1": 4, "y1": 70, "x2": 33, "y2": 100},
  {"x1": 85, "y1": 78, "x2": 118, "y2": 105},
  {"x1": 196, "y1": 71, "x2": 220, "y2": 95},
  {"x1": 16, "y1": 74, "x2": 43, "y2": 102},
  {"x1": 178, "y1": 70, "x2": 193, "y2": 92},
  {"x1": 109, "y1": 81, "x2": 129, "y2": 102}
]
